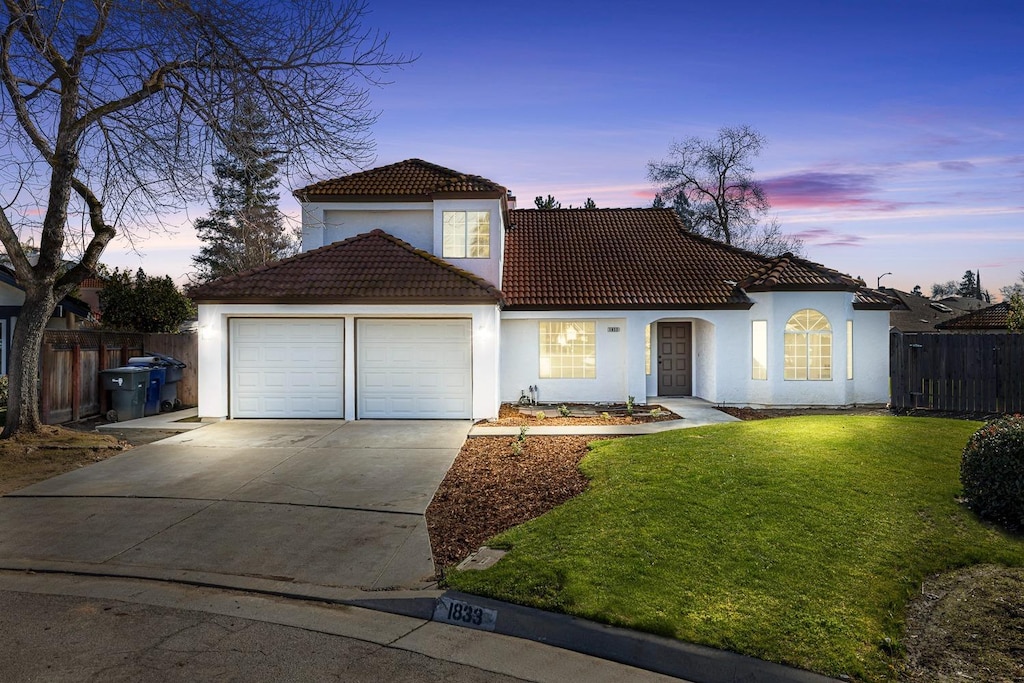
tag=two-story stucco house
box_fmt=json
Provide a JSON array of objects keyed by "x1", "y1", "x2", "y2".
[{"x1": 190, "y1": 159, "x2": 892, "y2": 420}]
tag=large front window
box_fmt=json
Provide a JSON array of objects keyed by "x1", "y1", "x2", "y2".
[
  {"x1": 442, "y1": 211, "x2": 490, "y2": 258},
  {"x1": 784, "y1": 309, "x2": 832, "y2": 380},
  {"x1": 539, "y1": 321, "x2": 596, "y2": 379}
]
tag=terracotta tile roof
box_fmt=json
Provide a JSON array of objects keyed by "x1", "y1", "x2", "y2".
[
  {"x1": 294, "y1": 159, "x2": 506, "y2": 200},
  {"x1": 189, "y1": 229, "x2": 502, "y2": 304},
  {"x1": 937, "y1": 302, "x2": 1011, "y2": 330},
  {"x1": 501, "y1": 208, "x2": 882, "y2": 309}
]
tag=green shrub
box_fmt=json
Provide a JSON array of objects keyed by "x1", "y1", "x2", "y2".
[
  {"x1": 558, "y1": 404, "x2": 572, "y2": 417},
  {"x1": 0, "y1": 374, "x2": 8, "y2": 407},
  {"x1": 960, "y1": 415, "x2": 1024, "y2": 529}
]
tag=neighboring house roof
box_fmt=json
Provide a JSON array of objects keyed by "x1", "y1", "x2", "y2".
[
  {"x1": 936, "y1": 302, "x2": 1011, "y2": 330},
  {"x1": 501, "y1": 208, "x2": 886, "y2": 310},
  {"x1": 882, "y1": 288, "x2": 964, "y2": 332},
  {"x1": 189, "y1": 229, "x2": 503, "y2": 305},
  {"x1": 0, "y1": 265, "x2": 91, "y2": 317},
  {"x1": 937, "y1": 295, "x2": 988, "y2": 312},
  {"x1": 293, "y1": 159, "x2": 507, "y2": 202}
]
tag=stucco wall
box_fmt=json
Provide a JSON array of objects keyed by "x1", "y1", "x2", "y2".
[
  {"x1": 322, "y1": 208, "x2": 433, "y2": 251},
  {"x1": 506, "y1": 294, "x2": 891, "y2": 409},
  {"x1": 197, "y1": 303, "x2": 501, "y2": 421},
  {"x1": 299, "y1": 198, "x2": 505, "y2": 287},
  {"x1": 499, "y1": 315, "x2": 628, "y2": 404}
]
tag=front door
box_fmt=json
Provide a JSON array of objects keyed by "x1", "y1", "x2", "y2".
[{"x1": 658, "y1": 322, "x2": 692, "y2": 396}]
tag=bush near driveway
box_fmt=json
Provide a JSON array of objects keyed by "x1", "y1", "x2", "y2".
[{"x1": 445, "y1": 416, "x2": 1024, "y2": 682}]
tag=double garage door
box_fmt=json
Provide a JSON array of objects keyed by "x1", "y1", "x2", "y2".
[{"x1": 229, "y1": 318, "x2": 472, "y2": 419}]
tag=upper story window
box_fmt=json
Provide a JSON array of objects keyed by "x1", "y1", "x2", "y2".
[
  {"x1": 784, "y1": 309, "x2": 832, "y2": 380},
  {"x1": 442, "y1": 211, "x2": 490, "y2": 258}
]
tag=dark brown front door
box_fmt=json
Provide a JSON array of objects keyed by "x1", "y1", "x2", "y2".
[{"x1": 658, "y1": 322, "x2": 692, "y2": 396}]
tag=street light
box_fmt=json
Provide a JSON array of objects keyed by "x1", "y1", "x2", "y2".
[{"x1": 877, "y1": 272, "x2": 892, "y2": 289}]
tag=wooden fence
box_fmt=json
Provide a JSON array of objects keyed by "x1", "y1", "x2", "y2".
[
  {"x1": 890, "y1": 332, "x2": 1024, "y2": 414},
  {"x1": 40, "y1": 330, "x2": 197, "y2": 424}
]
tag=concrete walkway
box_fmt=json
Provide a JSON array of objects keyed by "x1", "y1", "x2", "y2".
[{"x1": 468, "y1": 397, "x2": 739, "y2": 436}]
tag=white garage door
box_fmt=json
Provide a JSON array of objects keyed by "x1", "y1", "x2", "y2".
[
  {"x1": 357, "y1": 319, "x2": 472, "y2": 419},
  {"x1": 230, "y1": 318, "x2": 343, "y2": 418}
]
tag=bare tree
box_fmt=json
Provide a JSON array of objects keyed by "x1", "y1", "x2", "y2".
[
  {"x1": 0, "y1": 0, "x2": 407, "y2": 437},
  {"x1": 648, "y1": 125, "x2": 803, "y2": 256}
]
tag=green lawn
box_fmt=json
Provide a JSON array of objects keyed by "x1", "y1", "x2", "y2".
[{"x1": 446, "y1": 416, "x2": 1024, "y2": 681}]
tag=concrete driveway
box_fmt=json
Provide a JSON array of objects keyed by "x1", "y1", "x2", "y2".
[{"x1": 0, "y1": 420, "x2": 469, "y2": 590}]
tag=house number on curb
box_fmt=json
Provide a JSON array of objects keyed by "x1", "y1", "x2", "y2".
[{"x1": 433, "y1": 596, "x2": 498, "y2": 632}]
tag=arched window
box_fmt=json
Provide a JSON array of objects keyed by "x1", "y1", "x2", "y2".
[{"x1": 784, "y1": 309, "x2": 832, "y2": 380}]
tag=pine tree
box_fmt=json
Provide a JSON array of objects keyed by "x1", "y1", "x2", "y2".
[{"x1": 191, "y1": 98, "x2": 295, "y2": 284}]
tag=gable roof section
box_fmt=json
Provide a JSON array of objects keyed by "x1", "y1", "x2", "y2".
[
  {"x1": 189, "y1": 229, "x2": 502, "y2": 305},
  {"x1": 937, "y1": 302, "x2": 1011, "y2": 330},
  {"x1": 293, "y1": 159, "x2": 506, "y2": 202},
  {"x1": 502, "y1": 208, "x2": 883, "y2": 309}
]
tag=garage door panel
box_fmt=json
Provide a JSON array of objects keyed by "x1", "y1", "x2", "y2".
[
  {"x1": 230, "y1": 319, "x2": 343, "y2": 418},
  {"x1": 357, "y1": 319, "x2": 472, "y2": 419}
]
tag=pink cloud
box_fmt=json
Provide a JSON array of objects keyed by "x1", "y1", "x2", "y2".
[
  {"x1": 938, "y1": 160, "x2": 975, "y2": 172},
  {"x1": 790, "y1": 227, "x2": 866, "y2": 248},
  {"x1": 761, "y1": 172, "x2": 881, "y2": 209}
]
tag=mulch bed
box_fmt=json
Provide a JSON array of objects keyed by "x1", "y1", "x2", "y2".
[
  {"x1": 426, "y1": 435, "x2": 599, "y2": 571},
  {"x1": 475, "y1": 402, "x2": 679, "y2": 427}
]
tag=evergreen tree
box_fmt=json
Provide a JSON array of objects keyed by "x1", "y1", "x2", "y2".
[
  {"x1": 191, "y1": 98, "x2": 295, "y2": 284},
  {"x1": 99, "y1": 269, "x2": 195, "y2": 333},
  {"x1": 534, "y1": 195, "x2": 561, "y2": 209},
  {"x1": 958, "y1": 270, "x2": 979, "y2": 298},
  {"x1": 582, "y1": 197, "x2": 597, "y2": 209}
]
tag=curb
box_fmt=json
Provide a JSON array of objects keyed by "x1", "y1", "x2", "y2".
[{"x1": 0, "y1": 561, "x2": 839, "y2": 683}]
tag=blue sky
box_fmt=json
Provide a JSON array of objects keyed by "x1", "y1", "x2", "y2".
[{"x1": 107, "y1": 0, "x2": 1024, "y2": 297}]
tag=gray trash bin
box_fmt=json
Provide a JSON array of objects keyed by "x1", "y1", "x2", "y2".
[
  {"x1": 100, "y1": 366, "x2": 151, "y2": 421},
  {"x1": 128, "y1": 353, "x2": 187, "y2": 411}
]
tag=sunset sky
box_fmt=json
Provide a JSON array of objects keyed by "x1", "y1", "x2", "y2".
[{"x1": 102, "y1": 0, "x2": 1024, "y2": 298}]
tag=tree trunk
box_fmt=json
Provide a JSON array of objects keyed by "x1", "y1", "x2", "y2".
[{"x1": 2, "y1": 285, "x2": 57, "y2": 438}]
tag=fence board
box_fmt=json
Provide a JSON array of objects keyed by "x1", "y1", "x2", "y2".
[
  {"x1": 41, "y1": 331, "x2": 143, "y2": 424},
  {"x1": 890, "y1": 332, "x2": 1024, "y2": 414},
  {"x1": 142, "y1": 333, "x2": 198, "y2": 406}
]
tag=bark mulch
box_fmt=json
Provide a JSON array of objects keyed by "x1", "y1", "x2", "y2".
[{"x1": 426, "y1": 435, "x2": 602, "y2": 571}]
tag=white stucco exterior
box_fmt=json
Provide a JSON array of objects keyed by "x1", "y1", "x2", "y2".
[
  {"x1": 300, "y1": 197, "x2": 505, "y2": 287},
  {"x1": 497, "y1": 290, "x2": 890, "y2": 410}
]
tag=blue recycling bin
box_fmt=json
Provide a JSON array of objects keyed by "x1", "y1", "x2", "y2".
[{"x1": 128, "y1": 353, "x2": 187, "y2": 412}]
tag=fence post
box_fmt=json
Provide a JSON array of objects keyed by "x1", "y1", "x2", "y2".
[{"x1": 71, "y1": 342, "x2": 81, "y2": 422}]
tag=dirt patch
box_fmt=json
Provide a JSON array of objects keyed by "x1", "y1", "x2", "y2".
[
  {"x1": 0, "y1": 425, "x2": 129, "y2": 495},
  {"x1": 902, "y1": 564, "x2": 1024, "y2": 682},
  {"x1": 717, "y1": 406, "x2": 894, "y2": 420},
  {"x1": 426, "y1": 435, "x2": 599, "y2": 570},
  {"x1": 475, "y1": 402, "x2": 679, "y2": 427}
]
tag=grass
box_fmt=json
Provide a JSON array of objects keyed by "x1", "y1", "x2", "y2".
[{"x1": 445, "y1": 416, "x2": 1024, "y2": 681}]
